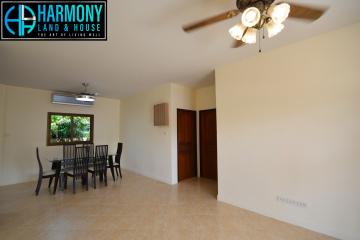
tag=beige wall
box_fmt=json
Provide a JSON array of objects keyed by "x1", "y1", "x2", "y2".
[
  {"x1": 121, "y1": 83, "x2": 173, "y2": 184},
  {"x1": 215, "y1": 23, "x2": 360, "y2": 240},
  {"x1": 195, "y1": 85, "x2": 216, "y2": 111},
  {"x1": 170, "y1": 84, "x2": 195, "y2": 183},
  {"x1": 0, "y1": 86, "x2": 5, "y2": 184},
  {"x1": 121, "y1": 83, "x2": 195, "y2": 184},
  {"x1": 0, "y1": 84, "x2": 121, "y2": 186},
  {"x1": 194, "y1": 85, "x2": 216, "y2": 176}
]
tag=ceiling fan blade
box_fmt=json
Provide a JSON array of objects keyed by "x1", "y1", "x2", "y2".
[
  {"x1": 231, "y1": 40, "x2": 245, "y2": 48},
  {"x1": 183, "y1": 9, "x2": 241, "y2": 32},
  {"x1": 287, "y1": 3, "x2": 328, "y2": 21}
]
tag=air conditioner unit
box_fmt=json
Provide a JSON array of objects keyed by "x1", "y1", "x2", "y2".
[{"x1": 51, "y1": 92, "x2": 94, "y2": 106}]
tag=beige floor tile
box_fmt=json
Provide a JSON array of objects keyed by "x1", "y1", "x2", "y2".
[{"x1": 0, "y1": 170, "x2": 335, "y2": 240}]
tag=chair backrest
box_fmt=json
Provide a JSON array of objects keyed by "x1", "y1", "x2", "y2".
[
  {"x1": 83, "y1": 143, "x2": 94, "y2": 158},
  {"x1": 36, "y1": 147, "x2": 43, "y2": 175},
  {"x1": 63, "y1": 144, "x2": 76, "y2": 159},
  {"x1": 115, "y1": 143, "x2": 123, "y2": 164},
  {"x1": 73, "y1": 146, "x2": 90, "y2": 179},
  {"x1": 94, "y1": 145, "x2": 108, "y2": 174},
  {"x1": 63, "y1": 144, "x2": 76, "y2": 170}
]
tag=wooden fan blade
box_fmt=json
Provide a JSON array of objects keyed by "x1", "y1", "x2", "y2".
[
  {"x1": 287, "y1": 3, "x2": 328, "y2": 21},
  {"x1": 231, "y1": 40, "x2": 245, "y2": 48},
  {"x1": 183, "y1": 9, "x2": 241, "y2": 32}
]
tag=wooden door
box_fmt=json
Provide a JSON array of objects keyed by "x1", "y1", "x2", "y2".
[
  {"x1": 200, "y1": 109, "x2": 217, "y2": 181},
  {"x1": 177, "y1": 109, "x2": 197, "y2": 182}
]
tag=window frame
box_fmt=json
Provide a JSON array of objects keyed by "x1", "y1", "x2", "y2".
[{"x1": 47, "y1": 112, "x2": 94, "y2": 146}]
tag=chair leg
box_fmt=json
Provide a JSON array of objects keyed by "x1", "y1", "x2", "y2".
[
  {"x1": 115, "y1": 167, "x2": 119, "y2": 176},
  {"x1": 109, "y1": 167, "x2": 115, "y2": 182},
  {"x1": 85, "y1": 175, "x2": 89, "y2": 191},
  {"x1": 99, "y1": 172, "x2": 103, "y2": 182},
  {"x1": 35, "y1": 176, "x2": 42, "y2": 196},
  {"x1": 64, "y1": 175, "x2": 68, "y2": 189},
  {"x1": 118, "y1": 166, "x2": 122, "y2": 178},
  {"x1": 93, "y1": 174, "x2": 96, "y2": 189},
  {"x1": 104, "y1": 171, "x2": 108, "y2": 186},
  {"x1": 53, "y1": 175, "x2": 59, "y2": 194},
  {"x1": 48, "y1": 177, "x2": 53, "y2": 188},
  {"x1": 73, "y1": 178, "x2": 76, "y2": 194}
]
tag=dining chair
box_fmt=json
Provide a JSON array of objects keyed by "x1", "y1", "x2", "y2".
[
  {"x1": 83, "y1": 143, "x2": 94, "y2": 158},
  {"x1": 107, "y1": 143, "x2": 123, "y2": 180},
  {"x1": 63, "y1": 144, "x2": 76, "y2": 172},
  {"x1": 35, "y1": 148, "x2": 60, "y2": 196},
  {"x1": 114, "y1": 143, "x2": 123, "y2": 178},
  {"x1": 63, "y1": 144, "x2": 76, "y2": 160},
  {"x1": 64, "y1": 146, "x2": 89, "y2": 193},
  {"x1": 88, "y1": 145, "x2": 108, "y2": 189}
]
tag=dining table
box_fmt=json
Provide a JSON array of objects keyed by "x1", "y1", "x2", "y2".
[{"x1": 49, "y1": 153, "x2": 118, "y2": 191}]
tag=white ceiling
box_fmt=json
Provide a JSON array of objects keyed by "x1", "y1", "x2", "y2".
[{"x1": 1, "y1": 0, "x2": 360, "y2": 99}]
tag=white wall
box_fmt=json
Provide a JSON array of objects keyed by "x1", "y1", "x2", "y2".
[
  {"x1": 121, "y1": 84, "x2": 173, "y2": 184},
  {"x1": 121, "y1": 83, "x2": 195, "y2": 184},
  {"x1": 215, "y1": 23, "x2": 360, "y2": 240},
  {"x1": 195, "y1": 85, "x2": 216, "y2": 176},
  {"x1": 0, "y1": 84, "x2": 121, "y2": 186},
  {"x1": 170, "y1": 84, "x2": 195, "y2": 183},
  {"x1": 195, "y1": 85, "x2": 216, "y2": 111},
  {"x1": 0, "y1": 86, "x2": 5, "y2": 185}
]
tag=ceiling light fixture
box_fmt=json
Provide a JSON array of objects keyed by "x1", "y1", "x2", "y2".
[
  {"x1": 242, "y1": 27, "x2": 257, "y2": 44},
  {"x1": 75, "y1": 83, "x2": 97, "y2": 102},
  {"x1": 183, "y1": 0, "x2": 329, "y2": 51},
  {"x1": 229, "y1": 23, "x2": 246, "y2": 40},
  {"x1": 241, "y1": 7, "x2": 261, "y2": 27},
  {"x1": 268, "y1": 3, "x2": 290, "y2": 24},
  {"x1": 266, "y1": 21, "x2": 284, "y2": 38},
  {"x1": 76, "y1": 95, "x2": 96, "y2": 102},
  {"x1": 228, "y1": 3, "x2": 291, "y2": 47}
]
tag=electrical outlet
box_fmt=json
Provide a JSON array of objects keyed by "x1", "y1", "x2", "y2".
[{"x1": 277, "y1": 196, "x2": 307, "y2": 208}]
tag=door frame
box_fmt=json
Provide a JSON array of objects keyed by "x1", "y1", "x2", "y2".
[
  {"x1": 199, "y1": 108, "x2": 217, "y2": 179},
  {"x1": 177, "y1": 108, "x2": 197, "y2": 182}
]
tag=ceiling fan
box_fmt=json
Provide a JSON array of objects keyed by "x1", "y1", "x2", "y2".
[
  {"x1": 183, "y1": 0, "x2": 328, "y2": 49},
  {"x1": 75, "y1": 83, "x2": 98, "y2": 102}
]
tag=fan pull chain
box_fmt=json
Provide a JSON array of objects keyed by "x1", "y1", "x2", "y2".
[
  {"x1": 258, "y1": 30, "x2": 262, "y2": 53},
  {"x1": 263, "y1": 28, "x2": 265, "y2": 39}
]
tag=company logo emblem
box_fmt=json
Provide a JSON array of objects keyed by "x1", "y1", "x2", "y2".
[
  {"x1": 4, "y1": 4, "x2": 36, "y2": 36},
  {"x1": 1, "y1": 0, "x2": 107, "y2": 40}
]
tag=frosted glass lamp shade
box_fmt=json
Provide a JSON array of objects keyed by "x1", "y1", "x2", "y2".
[
  {"x1": 242, "y1": 27, "x2": 257, "y2": 44},
  {"x1": 242, "y1": 7, "x2": 261, "y2": 27},
  {"x1": 229, "y1": 23, "x2": 246, "y2": 40}
]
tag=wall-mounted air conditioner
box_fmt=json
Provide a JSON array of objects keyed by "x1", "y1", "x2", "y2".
[{"x1": 51, "y1": 92, "x2": 94, "y2": 106}]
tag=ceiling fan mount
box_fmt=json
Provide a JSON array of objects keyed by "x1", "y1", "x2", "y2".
[{"x1": 236, "y1": 0, "x2": 274, "y2": 11}]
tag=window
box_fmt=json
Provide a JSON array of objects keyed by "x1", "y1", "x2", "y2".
[{"x1": 47, "y1": 112, "x2": 94, "y2": 146}]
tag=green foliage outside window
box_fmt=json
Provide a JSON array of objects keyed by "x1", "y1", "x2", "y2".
[{"x1": 48, "y1": 113, "x2": 93, "y2": 145}]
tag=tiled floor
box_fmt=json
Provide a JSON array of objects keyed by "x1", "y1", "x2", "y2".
[{"x1": 0, "y1": 171, "x2": 335, "y2": 240}]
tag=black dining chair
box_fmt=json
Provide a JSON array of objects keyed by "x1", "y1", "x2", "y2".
[
  {"x1": 83, "y1": 143, "x2": 94, "y2": 158},
  {"x1": 114, "y1": 143, "x2": 123, "y2": 178},
  {"x1": 64, "y1": 146, "x2": 89, "y2": 193},
  {"x1": 63, "y1": 144, "x2": 76, "y2": 160},
  {"x1": 63, "y1": 144, "x2": 76, "y2": 172},
  {"x1": 35, "y1": 148, "x2": 60, "y2": 196},
  {"x1": 88, "y1": 145, "x2": 108, "y2": 189},
  {"x1": 107, "y1": 143, "x2": 123, "y2": 180}
]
